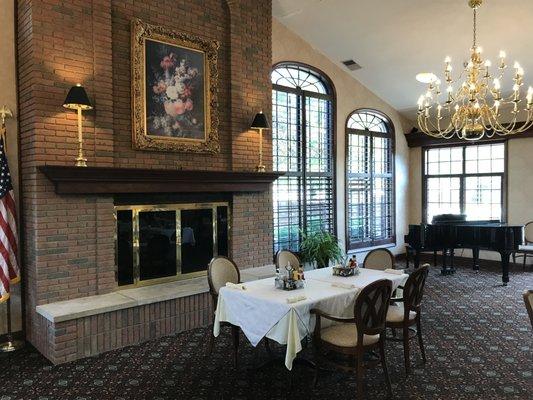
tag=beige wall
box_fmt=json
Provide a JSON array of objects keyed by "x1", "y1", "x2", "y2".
[
  {"x1": 0, "y1": 0, "x2": 21, "y2": 335},
  {"x1": 272, "y1": 19, "x2": 413, "y2": 260},
  {"x1": 408, "y1": 139, "x2": 533, "y2": 262}
]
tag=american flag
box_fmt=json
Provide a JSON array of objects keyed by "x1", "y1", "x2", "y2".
[{"x1": 0, "y1": 125, "x2": 20, "y2": 303}]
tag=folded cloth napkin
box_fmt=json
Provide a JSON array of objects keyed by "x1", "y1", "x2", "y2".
[
  {"x1": 331, "y1": 282, "x2": 356, "y2": 290},
  {"x1": 226, "y1": 282, "x2": 246, "y2": 290},
  {"x1": 286, "y1": 295, "x2": 307, "y2": 304},
  {"x1": 384, "y1": 268, "x2": 405, "y2": 275}
]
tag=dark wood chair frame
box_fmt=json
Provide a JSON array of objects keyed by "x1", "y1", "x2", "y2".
[
  {"x1": 207, "y1": 256, "x2": 241, "y2": 367},
  {"x1": 386, "y1": 264, "x2": 429, "y2": 374},
  {"x1": 362, "y1": 247, "x2": 395, "y2": 270},
  {"x1": 523, "y1": 289, "x2": 533, "y2": 330},
  {"x1": 311, "y1": 279, "x2": 393, "y2": 399},
  {"x1": 513, "y1": 221, "x2": 533, "y2": 270}
]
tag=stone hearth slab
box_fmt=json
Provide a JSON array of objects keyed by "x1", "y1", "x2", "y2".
[{"x1": 36, "y1": 265, "x2": 277, "y2": 323}]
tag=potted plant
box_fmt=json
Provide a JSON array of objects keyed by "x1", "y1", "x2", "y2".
[{"x1": 299, "y1": 230, "x2": 343, "y2": 269}]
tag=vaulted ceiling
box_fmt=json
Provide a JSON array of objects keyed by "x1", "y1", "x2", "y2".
[{"x1": 273, "y1": 0, "x2": 533, "y2": 121}]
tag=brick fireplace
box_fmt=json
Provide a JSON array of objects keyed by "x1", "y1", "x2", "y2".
[{"x1": 16, "y1": 0, "x2": 273, "y2": 364}]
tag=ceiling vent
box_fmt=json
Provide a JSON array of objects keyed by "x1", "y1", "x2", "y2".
[{"x1": 342, "y1": 59, "x2": 362, "y2": 71}]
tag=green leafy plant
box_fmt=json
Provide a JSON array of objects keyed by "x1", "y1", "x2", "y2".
[{"x1": 299, "y1": 230, "x2": 343, "y2": 269}]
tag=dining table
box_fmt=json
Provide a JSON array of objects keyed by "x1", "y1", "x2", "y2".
[{"x1": 213, "y1": 266, "x2": 408, "y2": 370}]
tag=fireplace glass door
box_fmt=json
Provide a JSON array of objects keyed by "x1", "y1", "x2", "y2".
[{"x1": 115, "y1": 203, "x2": 229, "y2": 287}]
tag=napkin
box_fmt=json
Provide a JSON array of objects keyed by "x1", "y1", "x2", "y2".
[
  {"x1": 332, "y1": 282, "x2": 356, "y2": 290},
  {"x1": 226, "y1": 282, "x2": 247, "y2": 290},
  {"x1": 384, "y1": 268, "x2": 405, "y2": 275},
  {"x1": 286, "y1": 295, "x2": 307, "y2": 304}
]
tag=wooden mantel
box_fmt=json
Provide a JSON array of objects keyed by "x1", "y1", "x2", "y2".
[{"x1": 38, "y1": 165, "x2": 283, "y2": 195}]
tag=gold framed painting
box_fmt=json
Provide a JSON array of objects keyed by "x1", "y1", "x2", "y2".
[{"x1": 131, "y1": 18, "x2": 220, "y2": 153}]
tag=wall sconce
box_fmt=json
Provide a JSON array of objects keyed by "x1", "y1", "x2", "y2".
[
  {"x1": 63, "y1": 84, "x2": 93, "y2": 167},
  {"x1": 250, "y1": 111, "x2": 269, "y2": 172}
]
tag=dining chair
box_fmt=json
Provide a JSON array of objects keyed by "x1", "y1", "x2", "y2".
[
  {"x1": 363, "y1": 248, "x2": 395, "y2": 270},
  {"x1": 311, "y1": 279, "x2": 393, "y2": 399},
  {"x1": 207, "y1": 256, "x2": 241, "y2": 367},
  {"x1": 513, "y1": 221, "x2": 533, "y2": 270},
  {"x1": 386, "y1": 264, "x2": 429, "y2": 374},
  {"x1": 523, "y1": 290, "x2": 533, "y2": 330},
  {"x1": 275, "y1": 249, "x2": 301, "y2": 270}
]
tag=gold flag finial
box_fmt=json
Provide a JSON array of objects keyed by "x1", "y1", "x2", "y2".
[{"x1": 0, "y1": 105, "x2": 13, "y2": 126}]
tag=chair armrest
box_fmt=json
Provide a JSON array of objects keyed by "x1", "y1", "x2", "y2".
[{"x1": 310, "y1": 308, "x2": 356, "y2": 324}]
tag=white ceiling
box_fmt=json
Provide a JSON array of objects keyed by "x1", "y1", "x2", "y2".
[{"x1": 273, "y1": 0, "x2": 533, "y2": 121}]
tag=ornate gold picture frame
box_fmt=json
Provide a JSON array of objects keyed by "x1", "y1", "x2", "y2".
[{"x1": 131, "y1": 18, "x2": 220, "y2": 153}]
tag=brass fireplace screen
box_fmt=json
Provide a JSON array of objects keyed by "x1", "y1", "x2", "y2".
[{"x1": 114, "y1": 202, "x2": 230, "y2": 287}]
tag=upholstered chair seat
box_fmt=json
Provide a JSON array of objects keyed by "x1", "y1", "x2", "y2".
[
  {"x1": 320, "y1": 324, "x2": 380, "y2": 347},
  {"x1": 518, "y1": 244, "x2": 533, "y2": 251},
  {"x1": 386, "y1": 303, "x2": 417, "y2": 323}
]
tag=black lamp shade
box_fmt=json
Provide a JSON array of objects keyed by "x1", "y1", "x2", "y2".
[
  {"x1": 251, "y1": 112, "x2": 269, "y2": 129},
  {"x1": 63, "y1": 84, "x2": 93, "y2": 110}
]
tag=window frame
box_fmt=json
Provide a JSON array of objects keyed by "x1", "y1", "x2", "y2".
[
  {"x1": 421, "y1": 140, "x2": 508, "y2": 224},
  {"x1": 271, "y1": 61, "x2": 337, "y2": 253},
  {"x1": 345, "y1": 109, "x2": 396, "y2": 251}
]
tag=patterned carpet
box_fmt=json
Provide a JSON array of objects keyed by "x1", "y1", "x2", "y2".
[{"x1": 1, "y1": 262, "x2": 532, "y2": 400}]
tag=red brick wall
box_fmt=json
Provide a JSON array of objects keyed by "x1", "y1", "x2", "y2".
[{"x1": 16, "y1": 0, "x2": 273, "y2": 357}]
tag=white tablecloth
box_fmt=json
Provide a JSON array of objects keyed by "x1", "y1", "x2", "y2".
[{"x1": 214, "y1": 267, "x2": 408, "y2": 370}]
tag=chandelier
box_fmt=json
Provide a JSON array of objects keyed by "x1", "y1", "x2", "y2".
[{"x1": 416, "y1": 0, "x2": 533, "y2": 140}]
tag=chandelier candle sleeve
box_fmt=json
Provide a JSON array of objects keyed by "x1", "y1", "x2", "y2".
[{"x1": 416, "y1": 0, "x2": 533, "y2": 140}]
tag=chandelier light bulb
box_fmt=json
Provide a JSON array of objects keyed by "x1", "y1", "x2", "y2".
[
  {"x1": 476, "y1": 46, "x2": 483, "y2": 54},
  {"x1": 484, "y1": 60, "x2": 492, "y2": 67},
  {"x1": 499, "y1": 50, "x2": 506, "y2": 59},
  {"x1": 514, "y1": 61, "x2": 521, "y2": 69},
  {"x1": 445, "y1": 56, "x2": 452, "y2": 63},
  {"x1": 447, "y1": 85, "x2": 453, "y2": 93}
]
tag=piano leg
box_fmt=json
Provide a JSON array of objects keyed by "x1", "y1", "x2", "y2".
[
  {"x1": 499, "y1": 251, "x2": 511, "y2": 286},
  {"x1": 472, "y1": 248, "x2": 480, "y2": 272},
  {"x1": 441, "y1": 248, "x2": 447, "y2": 275},
  {"x1": 450, "y1": 249, "x2": 456, "y2": 274},
  {"x1": 414, "y1": 249, "x2": 420, "y2": 269}
]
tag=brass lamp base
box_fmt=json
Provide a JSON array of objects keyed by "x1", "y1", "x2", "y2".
[
  {"x1": 255, "y1": 164, "x2": 266, "y2": 172},
  {"x1": 0, "y1": 339, "x2": 24, "y2": 352},
  {"x1": 75, "y1": 156, "x2": 87, "y2": 167}
]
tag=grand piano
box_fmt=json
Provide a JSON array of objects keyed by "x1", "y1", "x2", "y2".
[{"x1": 405, "y1": 214, "x2": 524, "y2": 285}]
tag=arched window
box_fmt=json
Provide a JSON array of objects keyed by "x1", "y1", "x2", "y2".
[
  {"x1": 271, "y1": 63, "x2": 335, "y2": 253},
  {"x1": 346, "y1": 110, "x2": 395, "y2": 250}
]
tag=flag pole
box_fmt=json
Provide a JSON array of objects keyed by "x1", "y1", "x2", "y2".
[
  {"x1": 0, "y1": 105, "x2": 24, "y2": 352},
  {"x1": 0, "y1": 297, "x2": 24, "y2": 352}
]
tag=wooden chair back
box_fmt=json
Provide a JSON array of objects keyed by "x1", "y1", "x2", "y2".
[
  {"x1": 403, "y1": 264, "x2": 429, "y2": 315},
  {"x1": 525, "y1": 222, "x2": 533, "y2": 244},
  {"x1": 524, "y1": 290, "x2": 533, "y2": 330},
  {"x1": 275, "y1": 249, "x2": 300, "y2": 270},
  {"x1": 354, "y1": 279, "x2": 392, "y2": 337},
  {"x1": 207, "y1": 256, "x2": 240, "y2": 303},
  {"x1": 363, "y1": 248, "x2": 394, "y2": 270}
]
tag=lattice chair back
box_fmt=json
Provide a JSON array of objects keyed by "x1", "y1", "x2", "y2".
[
  {"x1": 276, "y1": 249, "x2": 301, "y2": 270},
  {"x1": 525, "y1": 222, "x2": 533, "y2": 244},
  {"x1": 354, "y1": 279, "x2": 392, "y2": 337},
  {"x1": 208, "y1": 256, "x2": 240, "y2": 299},
  {"x1": 363, "y1": 248, "x2": 394, "y2": 270},
  {"x1": 403, "y1": 264, "x2": 429, "y2": 313}
]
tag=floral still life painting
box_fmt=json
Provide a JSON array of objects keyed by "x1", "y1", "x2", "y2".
[{"x1": 132, "y1": 19, "x2": 220, "y2": 153}]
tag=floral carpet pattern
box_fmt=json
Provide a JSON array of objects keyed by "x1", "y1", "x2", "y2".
[{"x1": 1, "y1": 263, "x2": 532, "y2": 400}]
